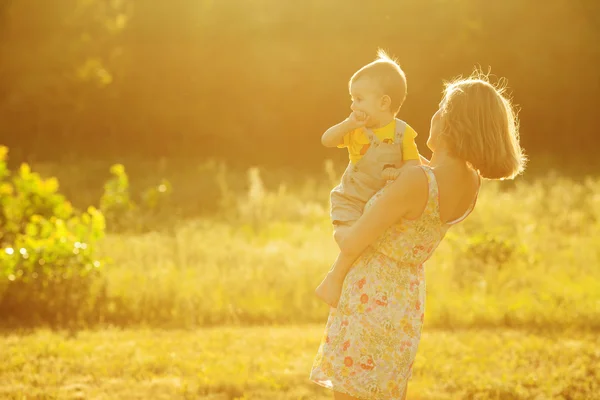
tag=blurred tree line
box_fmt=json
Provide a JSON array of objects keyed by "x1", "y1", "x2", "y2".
[{"x1": 0, "y1": 0, "x2": 598, "y2": 170}]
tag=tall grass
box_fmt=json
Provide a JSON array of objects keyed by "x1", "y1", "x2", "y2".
[{"x1": 48, "y1": 159, "x2": 598, "y2": 330}]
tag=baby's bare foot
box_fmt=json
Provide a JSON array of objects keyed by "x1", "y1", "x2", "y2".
[{"x1": 315, "y1": 272, "x2": 344, "y2": 308}]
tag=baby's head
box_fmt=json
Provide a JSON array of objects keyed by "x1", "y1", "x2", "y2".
[
  {"x1": 348, "y1": 50, "x2": 407, "y2": 128},
  {"x1": 429, "y1": 70, "x2": 527, "y2": 180}
]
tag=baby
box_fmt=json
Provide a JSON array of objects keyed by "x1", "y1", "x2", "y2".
[{"x1": 317, "y1": 50, "x2": 421, "y2": 305}]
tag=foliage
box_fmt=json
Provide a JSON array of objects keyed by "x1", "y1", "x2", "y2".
[
  {"x1": 2, "y1": 156, "x2": 600, "y2": 332},
  {"x1": 0, "y1": 146, "x2": 106, "y2": 327},
  {"x1": 99, "y1": 163, "x2": 173, "y2": 232}
]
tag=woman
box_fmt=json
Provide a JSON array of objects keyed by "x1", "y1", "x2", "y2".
[{"x1": 312, "y1": 72, "x2": 526, "y2": 399}]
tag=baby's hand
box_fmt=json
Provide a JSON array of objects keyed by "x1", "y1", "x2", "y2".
[
  {"x1": 347, "y1": 111, "x2": 369, "y2": 129},
  {"x1": 382, "y1": 167, "x2": 402, "y2": 181}
]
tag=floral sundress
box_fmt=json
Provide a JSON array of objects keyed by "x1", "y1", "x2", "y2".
[{"x1": 310, "y1": 165, "x2": 479, "y2": 399}]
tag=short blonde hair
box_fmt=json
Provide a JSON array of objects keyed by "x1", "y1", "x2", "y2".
[
  {"x1": 439, "y1": 70, "x2": 527, "y2": 180},
  {"x1": 349, "y1": 49, "x2": 407, "y2": 115}
]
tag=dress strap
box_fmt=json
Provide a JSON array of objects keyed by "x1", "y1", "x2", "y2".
[{"x1": 418, "y1": 165, "x2": 441, "y2": 220}]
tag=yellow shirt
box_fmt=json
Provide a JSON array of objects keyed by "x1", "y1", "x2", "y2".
[{"x1": 338, "y1": 120, "x2": 419, "y2": 165}]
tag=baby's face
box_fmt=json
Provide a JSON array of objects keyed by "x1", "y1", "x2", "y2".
[{"x1": 349, "y1": 77, "x2": 384, "y2": 126}]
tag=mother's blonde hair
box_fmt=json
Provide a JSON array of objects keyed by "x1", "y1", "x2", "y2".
[{"x1": 439, "y1": 70, "x2": 526, "y2": 180}]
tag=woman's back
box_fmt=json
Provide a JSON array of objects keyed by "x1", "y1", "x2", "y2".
[{"x1": 434, "y1": 163, "x2": 480, "y2": 224}]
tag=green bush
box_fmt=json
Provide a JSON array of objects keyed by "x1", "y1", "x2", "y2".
[{"x1": 0, "y1": 146, "x2": 106, "y2": 327}]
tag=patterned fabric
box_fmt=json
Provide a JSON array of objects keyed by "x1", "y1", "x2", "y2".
[
  {"x1": 330, "y1": 119, "x2": 406, "y2": 226},
  {"x1": 337, "y1": 120, "x2": 420, "y2": 164},
  {"x1": 311, "y1": 166, "x2": 476, "y2": 399}
]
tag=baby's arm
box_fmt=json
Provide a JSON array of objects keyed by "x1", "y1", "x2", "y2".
[{"x1": 321, "y1": 111, "x2": 367, "y2": 147}]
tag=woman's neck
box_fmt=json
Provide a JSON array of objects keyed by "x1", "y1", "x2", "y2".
[{"x1": 429, "y1": 149, "x2": 469, "y2": 171}]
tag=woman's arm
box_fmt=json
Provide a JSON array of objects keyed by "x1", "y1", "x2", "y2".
[
  {"x1": 315, "y1": 166, "x2": 429, "y2": 307},
  {"x1": 339, "y1": 166, "x2": 428, "y2": 260}
]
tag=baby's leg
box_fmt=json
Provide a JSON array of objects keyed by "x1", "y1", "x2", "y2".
[
  {"x1": 315, "y1": 252, "x2": 354, "y2": 308},
  {"x1": 317, "y1": 221, "x2": 356, "y2": 307}
]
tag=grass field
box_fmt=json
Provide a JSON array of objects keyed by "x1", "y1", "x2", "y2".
[{"x1": 1, "y1": 325, "x2": 599, "y2": 399}]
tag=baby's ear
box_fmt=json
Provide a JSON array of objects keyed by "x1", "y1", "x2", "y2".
[{"x1": 380, "y1": 95, "x2": 392, "y2": 110}]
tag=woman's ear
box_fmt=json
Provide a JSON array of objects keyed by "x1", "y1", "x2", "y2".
[
  {"x1": 438, "y1": 117, "x2": 453, "y2": 149},
  {"x1": 433, "y1": 110, "x2": 448, "y2": 134},
  {"x1": 439, "y1": 113, "x2": 450, "y2": 135},
  {"x1": 380, "y1": 95, "x2": 392, "y2": 111}
]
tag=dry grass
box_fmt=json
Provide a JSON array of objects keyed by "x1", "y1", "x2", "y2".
[{"x1": 1, "y1": 325, "x2": 598, "y2": 399}]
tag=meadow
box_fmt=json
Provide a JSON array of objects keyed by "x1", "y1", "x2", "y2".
[
  {"x1": 2, "y1": 326, "x2": 598, "y2": 399},
  {"x1": 2, "y1": 159, "x2": 600, "y2": 399}
]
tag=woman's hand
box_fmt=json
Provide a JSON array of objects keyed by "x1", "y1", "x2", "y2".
[{"x1": 382, "y1": 167, "x2": 402, "y2": 181}]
